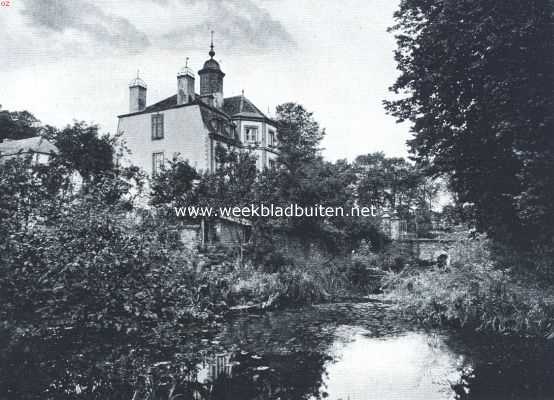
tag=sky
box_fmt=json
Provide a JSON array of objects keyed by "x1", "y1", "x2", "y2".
[{"x1": 0, "y1": 0, "x2": 412, "y2": 161}]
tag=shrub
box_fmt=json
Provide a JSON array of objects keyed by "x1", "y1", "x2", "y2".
[
  {"x1": 384, "y1": 262, "x2": 554, "y2": 337},
  {"x1": 0, "y1": 158, "x2": 206, "y2": 398}
]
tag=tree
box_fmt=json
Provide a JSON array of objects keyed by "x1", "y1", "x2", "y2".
[
  {"x1": 0, "y1": 156, "x2": 201, "y2": 398},
  {"x1": 385, "y1": 0, "x2": 554, "y2": 249},
  {"x1": 196, "y1": 145, "x2": 259, "y2": 212},
  {"x1": 266, "y1": 103, "x2": 384, "y2": 252},
  {"x1": 275, "y1": 102, "x2": 324, "y2": 174},
  {"x1": 42, "y1": 121, "x2": 116, "y2": 181},
  {"x1": 0, "y1": 110, "x2": 41, "y2": 140},
  {"x1": 150, "y1": 157, "x2": 199, "y2": 207}
]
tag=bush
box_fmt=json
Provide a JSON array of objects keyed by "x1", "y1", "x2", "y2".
[
  {"x1": 0, "y1": 158, "x2": 207, "y2": 398},
  {"x1": 384, "y1": 261, "x2": 554, "y2": 337},
  {"x1": 200, "y1": 267, "x2": 328, "y2": 309},
  {"x1": 343, "y1": 241, "x2": 385, "y2": 293}
]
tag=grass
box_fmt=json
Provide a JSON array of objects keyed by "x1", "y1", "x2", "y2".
[{"x1": 383, "y1": 237, "x2": 554, "y2": 337}]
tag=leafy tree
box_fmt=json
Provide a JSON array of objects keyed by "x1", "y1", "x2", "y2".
[
  {"x1": 267, "y1": 104, "x2": 384, "y2": 251},
  {"x1": 385, "y1": 0, "x2": 554, "y2": 249},
  {"x1": 196, "y1": 145, "x2": 259, "y2": 212},
  {"x1": 42, "y1": 121, "x2": 116, "y2": 181},
  {"x1": 354, "y1": 152, "x2": 439, "y2": 235},
  {"x1": 0, "y1": 156, "x2": 201, "y2": 398},
  {"x1": 150, "y1": 156, "x2": 199, "y2": 207},
  {"x1": 0, "y1": 110, "x2": 40, "y2": 140},
  {"x1": 275, "y1": 102, "x2": 324, "y2": 175}
]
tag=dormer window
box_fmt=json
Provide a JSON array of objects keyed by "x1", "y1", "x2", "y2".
[
  {"x1": 151, "y1": 114, "x2": 164, "y2": 140},
  {"x1": 245, "y1": 126, "x2": 258, "y2": 144}
]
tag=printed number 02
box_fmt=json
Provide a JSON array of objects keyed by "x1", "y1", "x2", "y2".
[{"x1": 1, "y1": 1, "x2": 10, "y2": 6}]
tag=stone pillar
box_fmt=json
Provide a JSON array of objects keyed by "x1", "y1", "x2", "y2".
[{"x1": 390, "y1": 214, "x2": 401, "y2": 240}]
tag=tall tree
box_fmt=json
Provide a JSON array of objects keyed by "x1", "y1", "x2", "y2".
[
  {"x1": 275, "y1": 102, "x2": 324, "y2": 174},
  {"x1": 385, "y1": 0, "x2": 554, "y2": 248}
]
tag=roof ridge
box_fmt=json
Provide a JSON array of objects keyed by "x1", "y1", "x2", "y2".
[{"x1": 241, "y1": 97, "x2": 267, "y2": 118}]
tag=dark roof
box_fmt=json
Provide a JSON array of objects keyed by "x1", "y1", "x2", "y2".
[
  {"x1": 119, "y1": 94, "x2": 229, "y2": 119},
  {"x1": 141, "y1": 94, "x2": 178, "y2": 114},
  {"x1": 119, "y1": 93, "x2": 274, "y2": 124},
  {"x1": 223, "y1": 95, "x2": 274, "y2": 122},
  {"x1": 199, "y1": 59, "x2": 224, "y2": 75}
]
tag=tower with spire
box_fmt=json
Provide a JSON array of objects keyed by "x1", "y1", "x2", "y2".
[
  {"x1": 119, "y1": 32, "x2": 279, "y2": 177},
  {"x1": 198, "y1": 32, "x2": 225, "y2": 109}
]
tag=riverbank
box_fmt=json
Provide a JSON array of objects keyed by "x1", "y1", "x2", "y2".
[{"x1": 382, "y1": 239, "x2": 554, "y2": 338}]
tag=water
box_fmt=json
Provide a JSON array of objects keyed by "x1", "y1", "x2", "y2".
[
  {"x1": 2, "y1": 301, "x2": 553, "y2": 399},
  {"x1": 186, "y1": 302, "x2": 554, "y2": 400}
]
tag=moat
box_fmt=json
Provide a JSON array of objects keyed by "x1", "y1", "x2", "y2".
[
  {"x1": 184, "y1": 301, "x2": 553, "y2": 400},
  {"x1": 4, "y1": 301, "x2": 553, "y2": 400}
]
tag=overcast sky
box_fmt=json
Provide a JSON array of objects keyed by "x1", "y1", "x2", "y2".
[{"x1": 0, "y1": 0, "x2": 411, "y2": 161}]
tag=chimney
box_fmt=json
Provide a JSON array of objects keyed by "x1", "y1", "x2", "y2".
[
  {"x1": 129, "y1": 71, "x2": 147, "y2": 113},
  {"x1": 177, "y1": 58, "x2": 195, "y2": 105}
]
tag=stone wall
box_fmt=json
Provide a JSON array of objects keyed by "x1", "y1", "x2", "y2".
[{"x1": 398, "y1": 238, "x2": 459, "y2": 265}]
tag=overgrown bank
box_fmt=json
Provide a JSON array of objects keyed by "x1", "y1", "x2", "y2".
[{"x1": 383, "y1": 238, "x2": 554, "y2": 338}]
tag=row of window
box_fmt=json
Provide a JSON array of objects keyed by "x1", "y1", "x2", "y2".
[
  {"x1": 152, "y1": 151, "x2": 277, "y2": 176},
  {"x1": 150, "y1": 113, "x2": 276, "y2": 147},
  {"x1": 244, "y1": 126, "x2": 276, "y2": 147}
]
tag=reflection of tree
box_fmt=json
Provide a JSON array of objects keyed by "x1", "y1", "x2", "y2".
[
  {"x1": 199, "y1": 350, "x2": 329, "y2": 400},
  {"x1": 445, "y1": 332, "x2": 554, "y2": 400},
  {"x1": 1, "y1": 324, "x2": 330, "y2": 400},
  {"x1": 3, "y1": 303, "x2": 400, "y2": 399}
]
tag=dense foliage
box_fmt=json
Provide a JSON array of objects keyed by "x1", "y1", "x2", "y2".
[
  {"x1": 0, "y1": 109, "x2": 41, "y2": 140},
  {"x1": 384, "y1": 237, "x2": 554, "y2": 337},
  {"x1": 353, "y1": 152, "x2": 438, "y2": 236},
  {"x1": 42, "y1": 122, "x2": 118, "y2": 181},
  {"x1": 385, "y1": 0, "x2": 554, "y2": 250},
  {"x1": 0, "y1": 157, "x2": 204, "y2": 398}
]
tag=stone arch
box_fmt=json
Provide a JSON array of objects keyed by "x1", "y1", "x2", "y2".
[{"x1": 434, "y1": 250, "x2": 450, "y2": 268}]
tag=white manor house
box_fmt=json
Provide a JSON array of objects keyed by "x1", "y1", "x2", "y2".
[{"x1": 117, "y1": 41, "x2": 279, "y2": 176}]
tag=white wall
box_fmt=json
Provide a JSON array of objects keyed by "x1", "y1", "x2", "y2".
[
  {"x1": 117, "y1": 105, "x2": 209, "y2": 175},
  {"x1": 237, "y1": 119, "x2": 278, "y2": 170}
]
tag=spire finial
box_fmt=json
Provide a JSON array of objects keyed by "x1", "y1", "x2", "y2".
[
  {"x1": 209, "y1": 31, "x2": 215, "y2": 58},
  {"x1": 136, "y1": 69, "x2": 140, "y2": 79},
  {"x1": 185, "y1": 57, "x2": 189, "y2": 68}
]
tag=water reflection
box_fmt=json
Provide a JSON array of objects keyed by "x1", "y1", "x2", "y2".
[
  {"x1": 2, "y1": 302, "x2": 553, "y2": 399},
  {"x1": 316, "y1": 330, "x2": 463, "y2": 400}
]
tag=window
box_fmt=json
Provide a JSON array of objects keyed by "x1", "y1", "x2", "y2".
[
  {"x1": 152, "y1": 152, "x2": 164, "y2": 175},
  {"x1": 268, "y1": 130, "x2": 275, "y2": 147},
  {"x1": 151, "y1": 114, "x2": 164, "y2": 140},
  {"x1": 268, "y1": 159, "x2": 276, "y2": 169},
  {"x1": 245, "y1": 126, "x2": 258, "y2": 144}
]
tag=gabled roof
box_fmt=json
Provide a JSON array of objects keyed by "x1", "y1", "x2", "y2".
[
  {"x1": 141, "y1": 94, "x2": 179, "y2": 114},
  {"x1": 223, "y1": 95, "x2": 272, "y2": 122},
  {"x1": 118, "y1": 94, "x2": 275, "y2": 125},
  {"x1": 0, "y1": 136, "x2": 59, "y2": 157},
  {"x1": 118, "y1": 94, "x2": 230, "y2": 119}
]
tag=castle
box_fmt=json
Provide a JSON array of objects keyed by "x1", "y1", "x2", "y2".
[{"x1": 117, "y1": 39, "x2": 278, "y2": 176}]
